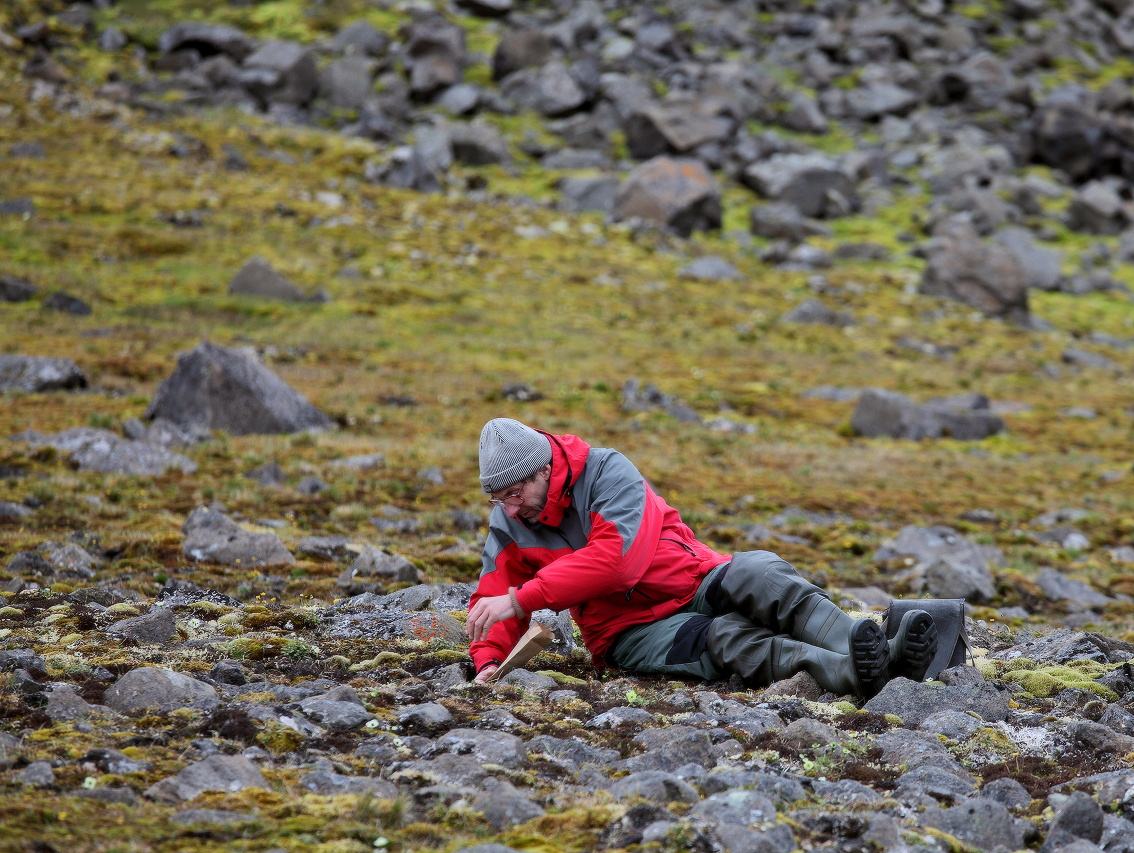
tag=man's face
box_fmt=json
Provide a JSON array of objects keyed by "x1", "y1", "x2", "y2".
[{"x1": 490, "y1": 465, "x2": 551, "y2": 522}]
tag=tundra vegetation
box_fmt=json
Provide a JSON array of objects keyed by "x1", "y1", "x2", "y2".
[{"x1": 1, "y1": 0, "x2": 1134, "y2": 851}]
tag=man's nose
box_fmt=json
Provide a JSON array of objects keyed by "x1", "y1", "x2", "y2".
[{"x1": 505, "y1": 503, "x2": 521, "y2": 519}]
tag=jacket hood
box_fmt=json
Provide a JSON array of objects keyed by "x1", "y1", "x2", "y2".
[{"x1": 534, "y1": 431, "x2": 590, "y2": 528}]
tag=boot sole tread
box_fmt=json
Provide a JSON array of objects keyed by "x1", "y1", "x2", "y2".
[
  {"x1": 850, "y1": 619, "x2": 890, "y2": 696},
  {"x1": 894, "y1": 611, "x2": 939, "y2": 682}
]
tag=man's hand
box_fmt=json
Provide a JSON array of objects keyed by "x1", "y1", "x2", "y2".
[
  {"x1": 473, "y1": 665, "x2": 499, "y2": 684},
  {"x1": 466, "y1": 594, "x2": 516, "y2": 643}
]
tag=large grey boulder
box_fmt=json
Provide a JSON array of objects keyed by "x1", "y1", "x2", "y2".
[
  {"x1": 851, "y1": 388, "x2": 1005, "y2": 441},
  {"x1": 106, "y1": 607, "x2": 177, "y2": 645},
  {"x1": 228, "y1": 256, "x2": 313, "y2": 302},
  {"x1": 337, "y1": 545, "x2": 420, "y2": 594},
  {"x1": 330, "y1": 20, "x2": 389, "y2": 57},
  {"x1": 864, "y1": 678, "x2": 1011, "y2": 726},
  {"x1": 623, "y1": 97, "x2": 732, "y2": 158},
  {"x1": 613, "y1": 156, "x2": 721, "y2": 237},
  {"x1": 500, "y1": 59, "x2": 590, "y2": 117},
  {"x1": 240, "y1": 40, "x2": 317, "y2": 106},
  {"x1": 1067, "y1": 181, "x2": 1129, "y2": 235},
  {"x1": 492, "y1": 28, "x2": 552, "y2": 81},
  {"x1": 14, "y1": 427, "x2": 197, "y2": 475},
  {"x1": 145, "y1": 755, "x2": 267, "y2": 803},
  {"x1": 742, "y1": 154, "x2": 857, "y2": 219},
  {"x1": 846, "y1": 83, "x2": 921, "y2": 120},
  {"x1": 558, "y1": 176, "x2": 619, "y2": 214},
  {"x1": 104, "y1": 667, "x2": 217, "y2": 714},
  {"x1": 749, "y1": 203, "x2": 832, "y2": 241},
  {"x1": 993, "y1": 228, "x2": 1065, "y2": 291},
  {"x1": 403, "y1": 16, "x2": 466, "y2": 98},
  {"x1": 317, "y1": 57, "x2": 375, "y2": 111},
  {"x1": 0, "y1": 355, "x2": 87, "y2": 392},
  {"x1": 0, "y1": 274, "x2": 37, "y2": 302},
  {"x1": 181, "y1": 507, "x2": 296, "y2": 567},
  {"x1": 610, "y1": 771, "x2": 699, "y2": 804},
  {"x1": 472, "y1": 779, "x2": 546, "y2": 829},
  {"x1": 921, "y1": 220, "x2": 1029, "y2": 322},
  {"x1": 158, "y1": 23, "x2": 257, "y2": 61},
  {"x1": 322, "y1": 606, "x2": 466, "y2": 642},
  {"x1": 145, "y1": 341, "x2": 332, "y2": 435},
  {"x1": 874, "y1": 523, "x2": 1001, "y2": 601},
  {"x1": 449, "y1": 121, "x2": 511, "y2": 166},
  {"x1": 434, "y1": 729, "x2": 528, "y2": 768},
  {"x1": 1032, "y1": 101, "x2": 1101, "y2": 183}
]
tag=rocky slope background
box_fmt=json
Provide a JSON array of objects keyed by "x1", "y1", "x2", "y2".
[{"x1": 2, "y1": 0, "x2": 1134, "y2": 850}]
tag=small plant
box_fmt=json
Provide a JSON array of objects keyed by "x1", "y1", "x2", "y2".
[
  {"x1": 625, "y1": 689, "x2": 648, "y2": 707},
  {"x1": 87, "y1": 413, "x2": 115, "y2": 429},
  {"x1": 282, "y1": 638, "x2": 317, "y2": 660}
]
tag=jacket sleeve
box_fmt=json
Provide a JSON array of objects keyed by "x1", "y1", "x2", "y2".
[
  {"x1": 514, "y1": 451, "x2": 661, "y2": 615},
  {"x1": 469, "y1": 525, "x2": 534, "y2": 672}
]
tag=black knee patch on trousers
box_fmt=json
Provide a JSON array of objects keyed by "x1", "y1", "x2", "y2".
[
  {"x1": 704, "y1": 563, "x2": 731, "y2": 615},
  {"x1": 666, "y1": 615, "x2": 716, "y2": 665}
]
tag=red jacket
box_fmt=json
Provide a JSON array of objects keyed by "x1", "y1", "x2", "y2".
[{"x1": 470, "y1": 432, "x2": 730, "y2": 671}]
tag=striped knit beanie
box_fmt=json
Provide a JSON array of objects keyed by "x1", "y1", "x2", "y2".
[{"x1": 479, "y1": 418, "x2": 552, "y2": 493}]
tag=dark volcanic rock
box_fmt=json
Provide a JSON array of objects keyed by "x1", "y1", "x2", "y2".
[
  {"x1": 493, "y1": 28, "x2": 552, "y2": 81},
  {"x1": 158, "y1": 23, "x2": 257, "y2": 61},
  {"x1": 228, "y1": 256, "x2": 312, "y2": 301},
  {"x1": 104, "y1": 666, "x2": 217, "y2": 714},
  {"x1": 145, "y1": 755, "x2": 267, "y2": 803},
  {"x1": 852, "y1": 388, "x2": 1005, "y2": 441},
  {"x1": 403, "y1": 16, "x2": 467, "y2": 99},
  {"x1": 742, "y1": 154, "x2": 857, "y2": 219},
  {"x1": 145, "y1": 341, "x2": 333, "y2": 435},
  {"x1": 44, "y1": 291, "x2": 91, "y2": 315},
  {"x1": 864, "y1": 678, "x2": 1011, "y2": 726},
  {"x1": 241, "y1": 40, "x2": 318, "y2": 106},
  {"x1": 181, "y1": 507, "x2": 295, "y2": 566},
  {"x1": 15, "y1": 427, "x2": 197, "y2": 475},
  {"x1": 0, "y1": 275, "x2": 37, "y2": 302},
  {"x1": 921, "y1": 220, "x2": 1029, "y2": 322},
  {"x1": 0, "y1": 355, "x2": 87, "y2": 392},
  {"x1": 613, "y1": 156, "x2": 721, "y2": 237}
]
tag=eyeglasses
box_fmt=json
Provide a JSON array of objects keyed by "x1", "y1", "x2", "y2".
[{"x1": 487, "y1": 482, "x2": 526, "y2": 507}]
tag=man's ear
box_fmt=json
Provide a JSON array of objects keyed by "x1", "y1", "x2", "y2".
[{"x1": 540, "y1": 464, "x2": 552, "y2": 479}]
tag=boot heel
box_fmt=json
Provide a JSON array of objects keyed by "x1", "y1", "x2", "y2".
[{"x1": 850, "y1": 618, "x2": 890, "y2": 698}]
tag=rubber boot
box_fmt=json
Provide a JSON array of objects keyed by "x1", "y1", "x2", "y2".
[
  {"x1": 793, "y1": 595, "x2": 891, "y2": 697},
  {"x1": 716, "y1": 554, "x2": 891, "y2": 696},
  {"x1": 888, "y1": 609, "x2": 938, "y2": 683},
  {"x1": 770, "y1": 636, "x2": 879, "y2": 697},
  {"x1": 707, "y1": 613, "x2": 890, "y2": 698}
]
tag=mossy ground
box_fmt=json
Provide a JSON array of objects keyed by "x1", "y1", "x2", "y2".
[{"x1": 2, "y1": 0, "x2": 1134, "y2": 850}]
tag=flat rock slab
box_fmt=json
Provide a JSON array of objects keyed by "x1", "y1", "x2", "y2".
[
  {"x1": 145, "y1": 754, "x2": 267, "y2": 803},
  {"x1": 322, "y1": 607, "x2": 465, "y2": 642},
  {"x1": 610, "y1": 771, "x2": 699, "y2": 804},
  {"x1": 0, "y1": 355, "x2": 87, "y2": 392},
  {"x1": 181, "y1": 507, "x2": 295, "y2": 567},
  {"x1": 104, "y1": 666, "x2": 217, "y2": 714},
  {"x1": 145, "y1": 341, "x2": 332, "y2": 436},
  {"x1": 14, "y1": 427, "x2": 197, "y2": 475},
  {"x1": 433, "y1": 728, "x2": 528, "y2": 768},
  {"x1": 864, "y1": 678, "x2": 1010, "y2": 726},
  {"x1": 106, "y1": 607, "x2": 177, "y2": 644}
]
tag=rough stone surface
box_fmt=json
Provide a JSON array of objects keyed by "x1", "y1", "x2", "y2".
[
  {"x1": 104, "y1": 667, "x2": 217, "y2": 714},
  {"x1": 864, "y1": 678, "x2": 1010, "y2": 726},
  {"x1": 145, "y1": 341, "x2": 332, "y2": 435},
  {"x1": 0, "y1": 355, "x2": 87, "y2": 393},
  {"x1": 613, "y1": 157, "x2": 721, "y2": 237},
  {"x1": 181, "y1": 507, "x2": 295, "y2": 566},
  {"x1": 145, "y1": 755, "x2": 268, "y2": 803}
]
